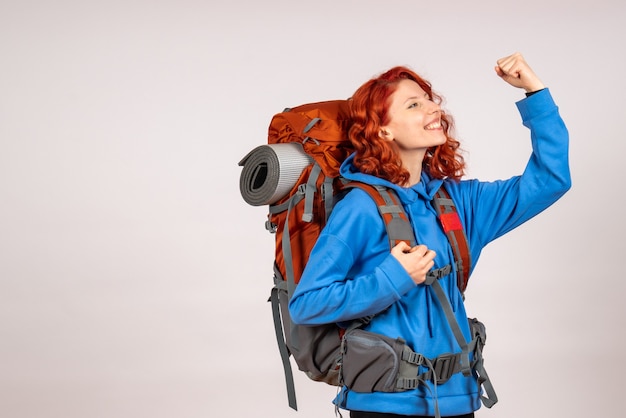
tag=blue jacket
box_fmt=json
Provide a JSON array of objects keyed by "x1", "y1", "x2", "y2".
[{"x1": 288, "y1": 89, "x2": 571, "y2": 416}]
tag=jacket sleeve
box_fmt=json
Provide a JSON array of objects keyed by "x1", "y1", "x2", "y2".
[
  {"x1": 456, "y1": 88, "x2": 571, "y2": 250},
  {"x1": 288, "y1": 189, "x2": 417, "y2": 326}
]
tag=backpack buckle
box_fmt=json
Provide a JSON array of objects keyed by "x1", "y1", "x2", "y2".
[
  {"x1": 432, "y1": 353, "x2": 457, "y2": 384},
  {"x1": 265, "y1": 219, "x2": 277, "y2": 233},
  {"x1": 424, "y1": 265, "x2": 452, "y2": 285}
]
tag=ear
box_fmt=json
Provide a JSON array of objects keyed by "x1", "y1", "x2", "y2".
[{"x1": 379, "y1": 127, "x2": 393, "y2": 141}]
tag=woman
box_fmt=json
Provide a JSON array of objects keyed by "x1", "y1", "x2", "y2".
[{"x1": 288, "y1": 53, "x2": 571, "y2": 418}]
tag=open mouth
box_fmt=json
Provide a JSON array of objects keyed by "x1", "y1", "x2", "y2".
[{"x1": 424, "y1": 121, "x2": 441, "y2": 130}]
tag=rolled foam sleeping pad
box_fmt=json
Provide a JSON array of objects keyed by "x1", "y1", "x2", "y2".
[{"x1": 238, "y1": 143, "x2": 312, "y2": 206}]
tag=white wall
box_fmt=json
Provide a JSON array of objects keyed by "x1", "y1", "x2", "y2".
[{"x1": 1, "y1": 1, "x2": 623, "y2": 417}]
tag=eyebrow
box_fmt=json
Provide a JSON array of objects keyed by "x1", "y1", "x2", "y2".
[{"x1": 403, "y1": 94, "x2": 429, "y2": 104}]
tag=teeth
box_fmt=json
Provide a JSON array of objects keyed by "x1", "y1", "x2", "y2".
[{"x1": 425, "y1": 122, "x2": 441, "y2": 130}]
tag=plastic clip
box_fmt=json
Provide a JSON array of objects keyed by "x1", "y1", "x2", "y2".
[{"x1": 432, "y1": 353, "x2": 457, "y2": 384}]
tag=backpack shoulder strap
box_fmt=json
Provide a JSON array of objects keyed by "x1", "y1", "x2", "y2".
[
  {"x1": 432, "y1": 186, "x2": 472, "y2": 294},
  {"x1": 344, "y1": 181, "x2": 471, "y2": 293},
  {"x1": 343, "y1": 182, "x2": 416, "y2": 248}
]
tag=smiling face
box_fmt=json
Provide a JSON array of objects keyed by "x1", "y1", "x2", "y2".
[{"x1": 380, "y1": 79, "x2": 446, "y2": 155}]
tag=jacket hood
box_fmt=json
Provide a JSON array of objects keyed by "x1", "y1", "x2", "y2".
[{"x1": 340, "y1": 153, "x2": 445, "y2": 203}]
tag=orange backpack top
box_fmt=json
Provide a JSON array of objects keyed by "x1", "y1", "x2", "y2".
[{"x1": 266, "y1": 100, "x2": 353, "y2": 289}]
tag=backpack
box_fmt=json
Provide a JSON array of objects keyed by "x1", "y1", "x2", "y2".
[{"x1": 238, "y1": 100, "x2": 496, "y2": 413}]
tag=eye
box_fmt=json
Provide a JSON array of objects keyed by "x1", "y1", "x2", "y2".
[{"x1": 407, "y1": 101, "x2": 420, "y2": 109}]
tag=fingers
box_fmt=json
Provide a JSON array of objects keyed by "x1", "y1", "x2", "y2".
[
  {"x1": 391, "y1": 241, "x2": 412, "y2": 256},
  {"x1": 409, "y1": 244, "x2": 436, "y2": 261},
  {"x1": 419, "y1": 247, "x2": 437, "y2": 269},
  {"x1": 494, "y1": 52, "x2": 526, "y2": 87},
  {"x1": 391, "y1": 243, "x2": 436, "y2": 285},
  {"x1": 496, "y1": 52, "x2": 524, "y2": 77},
  {"x1": 494, "y1": 65, "x2": 505, "y2": 78},
  {"x1": 494, "y1": 52, "x2": 545, "y2": 92}
]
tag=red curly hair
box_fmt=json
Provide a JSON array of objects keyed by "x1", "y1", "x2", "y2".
[{"x1": 348, "y1": 66, "x2": 465, "y2": 184}]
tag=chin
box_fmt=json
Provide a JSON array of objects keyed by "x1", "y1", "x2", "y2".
[{"x1": 433, "y1": 136, "x2": 447, "y2": 147}]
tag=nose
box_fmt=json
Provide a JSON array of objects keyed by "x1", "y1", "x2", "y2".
[{"x1": 427, "y1": 100, "x2": 441, "y2": 114}]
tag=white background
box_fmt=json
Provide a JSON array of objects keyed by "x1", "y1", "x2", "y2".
[{"x1": 1, "y1": 1, "x2": 624, "y2": 417}]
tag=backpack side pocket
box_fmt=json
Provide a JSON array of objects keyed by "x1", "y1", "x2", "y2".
[{"x1": 341, "y1": 329, "x2": 406, "y2": 393}]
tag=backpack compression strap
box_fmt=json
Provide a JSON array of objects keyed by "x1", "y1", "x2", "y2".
[
  {"x1": 269, "y1": 268, "x2": 298, "y2": 410},
  {"x1": 432, "y1": 187, "x2": 472, "y2": 294}
]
